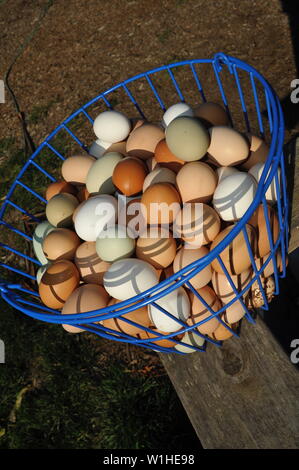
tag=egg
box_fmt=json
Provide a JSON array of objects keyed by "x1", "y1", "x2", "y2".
[
  {"x1": 249, "y1": 162, "x2": 280, "y2": 203},
  {"x1": 102, "y1": 298, "x2": 151, "y2": 338},
  {"x1": 149, "y1": 286, "x2": 190, "y2": 332},
  {"x1": 174, "y1": 331, "x2": 205, "y2": 353},
  {"x1": 212, "y1": 269, "x2": 252, "y2": 304},
  {"x1": 162, "y1": 102, "x2": 194, "y2": 127},
  {"x1": 61, "y1": 155, "x2": 95, "y2": 185},
  {"x1": 93, "y1": 110, "x2": 131, "y2": 143},
  {"x1": 89, "y1": 139, "x2": 112, "y2": 159},
  {"x1": 95, "y1": 225, "x2": 135, "y2": 262},
  {"x1": 103, "y1": 258, "x2": 159, "y2": 301},
  {"x1": 176, "y1": 161, "x2": 217, "y2": 203},
  {"x1": 86, "y1": 151, "x2": 123, "y2": 194},
  {"x1": 210, "y1": 224, "x2": 256, "y2": 275},
  {"x1": 42, "y1": 228, "x2": 81, "y2": 261},
  {"x1": 246, "y1": 276, "x2": 275, "y2": 309},
  {"x1": 209, "y1": 318, "x2": 238, "y2": 341},
  {"x1": 141, "y1": 183, "x2": 181, "y2": 225},
  {"x1": 249, "y1": 204, "x2": 279, "y2": 258},
  {"x1": 126, "y1": 123, "x2": 164, "y2": 160},
  {"x1": 212, "y1": 172, "x2": 257, "y2": 221},
  {"x1": 39, "y1": 260, "x2": 80, "y2": 309},
  {"x1": 112, "y1": 157, "x2": 148, "y2": 196},
  {"x1": 77, "y1": 187, "x2": 90, "y2": 202},
  {"x1": 117, "y1": 195, "x2": 145, "y2": 235},
  {"x1": 194, "y1": 102, "x2": 229, "y2": 127},
  {"x1": 46, "y1": 193, "x2": 79, "y2": 228},
  {"x1": 216, "y1": 166, "x2": 239, "y2": 183},
  {"x1": 146, "y1": 156, "x2": 159, "y2": 172},
  {"x1": 142, "y1": 167, "x2": 176, "y2": 192},
  {"x1": 173, "y1": 246, "x2": 211, "y2": 290},
  {"x1": 136, "y1": 226, "x2": 177, "y2": 269},
  {"x1": 173, "y1": 203, "x2": 221, "y2": 247},
  {"x1": 142, "y1": 328, "x2": 184, "y2": 349},
  {"x1": 240, "y1": 134, "x2": 269, "y2": 170},
  {"x1": 33, "y1": 221, "x2": 55, "y2": 264},
  {"x1": 255, "y1": 251, "x2": 283, "y2": 278},
  {"x1": 105, "y1": 140, "x2": 130, "y2": 156},
  {"x1": 154, "y1": 139, "x2": 185, "y2": 173},
  {"x1": 165, "y1": 116, "x2": 210, "y2": 162},
  {"x1": 187, "y1": 286, "x2": 221, "y2": 334},
  {"x1": 36, "y1": 263, "x2": 51, "y2": 285},
  {"x1": 207, "y1": 126, "x2": 249, "y2": 166},
  {"x1": 74, "y1": 195, "x2": 118, "y2": 241},
  {"x1": 223, "y1": 301, "x2": 246, "y2": 323},
  {"x1": 74, "y1": 241, "x2": 110, "y2": 285},
  {"x1": 62, "y1": 284, "x2": 109, "y2": 333},
  {"x1": 45, "y1": 180, "x2": 77, "y2": 201}
]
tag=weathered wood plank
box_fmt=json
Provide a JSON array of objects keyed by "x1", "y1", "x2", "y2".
[{"x1": 159, "y1": 138, "x2": 299, "y2": 449}]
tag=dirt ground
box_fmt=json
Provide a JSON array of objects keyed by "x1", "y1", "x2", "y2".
[{"x1": 0, "y1": 0, "x2": 298, "y2": 149}]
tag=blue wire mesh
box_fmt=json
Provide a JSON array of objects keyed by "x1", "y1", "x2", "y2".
[{"x1": 0, "y1": 52, "x2": 288, "y2": 354}]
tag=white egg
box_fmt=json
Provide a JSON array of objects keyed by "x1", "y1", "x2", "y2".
[
  {"x1": 93, "y1": 110, "x2": 131, "y2": 143},
  {"x1": 36, "y1": 263, "x2": 51, "y2": 285},
  {"x1": 213, "y1": 172, "x2": 257, "y2": 221},
  {"x1": 149, "y1": 287, "x2": 190, "y2": 332},
  {"x1": 174, "y1": 330, "x2": 205, "y2": 353},
  {"x1": 74, "y1": 195, "x2": 118, "y2": 241},
  {"x1": 162, "y1": 103, "x2": 194, "y2": 128},
  {"x1": 103, "y1": 258, "x2": 158, "y2": 301},
  {"x1": 89, "y1": 139, "x2": 111, "y2": 159},
  {"x1": 86, "y1": 152, "x2": 123, "y2": 194},
  {"x1": 33, "y1": 221, "x2": 55, "y2": 264},
  {"x1": 249, "y1": 162, "x2": 280, "y2": 204},
  {"x1": 142, "y1": 167, "x2": 176, "y2": 192},
  {"x1": 216, "y1": 166, "x2": 239, "y2": 183}
]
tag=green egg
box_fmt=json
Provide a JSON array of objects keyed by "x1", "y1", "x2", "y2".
[
  {"x1": 45, "y1": 193, "x2": 79, "y2": 227},
  {"x1": 86, "y1": 152, "x2": 123, "y2": 195},
  {"x1": 165, "y1": 116, "x2": 210, "y2": 162},
  {"x1": 95, "y1": 225, "x2": 135, "y2": 262},
  {"x1": 33, "y1": 221, "x2": 55, "y2": 264}
]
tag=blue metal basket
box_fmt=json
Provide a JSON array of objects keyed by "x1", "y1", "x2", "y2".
[{"x1": 0, "y1": 52, "x2": 288, "y2": 354}]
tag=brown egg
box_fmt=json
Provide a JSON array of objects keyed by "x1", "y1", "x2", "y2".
[
  {"x1": 75, "y1": 241, "x2": 110, "y2": 284},
  {"x1": 62, "y1": 284, "x2": 109, "y2": 333},
  {"x1": 255, "y1": 251, "x2": 284, "y2": 278},
  {"x1": 156, "y1": 264, "x2": 174, "y2": 282},
  {"x1": 212, "y1": 269, "x2": 252, "y2": 304},
  {"x1": 154, "y1": 139, "x2": 185, "y2": 173},
  {"x1": 104, "y1": 141, "x2": 129, "y2": 157},
  {"x1": 194, "y1": 102, "x2": 229, "y2": 127},
  {"x1": 136, "y1": 227, "x2": 177, "y2": 269},
  {"x1": 146, "y1": 156, "x2": 159, "y2": 172},
  {"x1": 240, "y1": 134, "x2": 269, "y2": 171},
  {"x1": 211, "y1": 224, "x2": 256, "y2": 275},
  {"x1": 207, "y1": 126, "x2": 249, "y2": 166},
  {"x1": 77, "y1": 187, "x2": 90, "y2": 202},
  {"x1": 61, "y1": 155, "x2": 95, "y2": 185},
  {"x1": 249, "y1": 204, "x2": 279, "y2": 258},
  {"x1": 126, "y1": 123, "x2": 165, "y2": 160},
  {"x1": 39, "y1": 260, "x2": 80, "y2": 310},
  {"x1": 188, "y1": 286, "x2": 221, "y2": 334},
  {"x1": 112, "y1": 157, "x2": 148, "y2": 196},
  {"x1": 173, "y1": 203, "x2": 221, "y2": 247},
  {"x1": 209, "y1": 317, "x2": 238, "y2": 341},
  {"x1": 42, "y1": 228, "x2": 81, "y2": 261},
  {"x1": 102, "y1": 298, "x2": 151, "y2": 337},
  {"x1": 130, "y1": 118, "x2": 145, "y2": 133},
  {"x1": 143, "y1": 167, "x2": 176, "y2": 192},
  {"x1": 173, "y1": 246, "x2": 211, "y2": 290},
  {"x1": 142, "y1": 327, "x2": 184, "y2": 348},
  {"x1": 223, "y1": 301, "x2": 246, "y2": 323},
  {"x1": 46, "y1": 193, "x2": 79, "y2": 228},
  {"x1": 176, "y1": 162, "x2": 217, "y2": 203},
  {"x1": 141, "y1": 183, "x2": 181, "y2": 225},
  {"x1": 45, "y1": 180, "x2": 77, "y2": 201}
]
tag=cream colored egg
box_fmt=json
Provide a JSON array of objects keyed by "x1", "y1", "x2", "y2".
[
  {"x1": 93, "y1": 110, "x2": 131, "y2": 143},
  {"x1": 142, "y1": 167, "x2": 176, "y2": 192},
  {"x1": 173, "y1": 246, "x2": 211, "y2": 290},
  {"x1": 216, "y1": 166, "x2": 239, "y2": 183},
  {"x1": 149, "y1": 286, "x2": 190, "y2": 332},
  {"x1": 103, "y1": 258, "x2": 159, "y2": 301},
  {"x1": 213, "y1": 172, "x2": 257, "y2": 221},
  {"x1": 86, "y1": 152, "x2": 123, "y2": 194},
  {"x1": 74, "y1": 195, "x2": 118, "y2": 241}
]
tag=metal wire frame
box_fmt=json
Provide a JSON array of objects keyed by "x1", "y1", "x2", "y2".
[{"x1": 0, "y1": 52, "x2": 287, "y2": 354}]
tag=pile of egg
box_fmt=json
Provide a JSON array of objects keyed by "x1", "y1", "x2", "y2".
[{"x1": 33, "y1": 101, "x2": 283, "y2": 353}]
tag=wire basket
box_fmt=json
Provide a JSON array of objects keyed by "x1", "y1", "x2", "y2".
[{"x1": 0, "y1": 52, "x2": 288, "y2": 354}]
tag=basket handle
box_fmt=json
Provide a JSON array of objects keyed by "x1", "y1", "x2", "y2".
[{"x1": 213, "y1": 52, "x2": 234, "y2": 74}]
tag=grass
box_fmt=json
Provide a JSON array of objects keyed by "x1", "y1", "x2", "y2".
[{"x1": 0, "y1": 136, "x2": 199, "y2": 449}]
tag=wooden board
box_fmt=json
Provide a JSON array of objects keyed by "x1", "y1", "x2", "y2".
[{"x1": 159, "y1": 137, "x2": 299, "y2": 449}]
